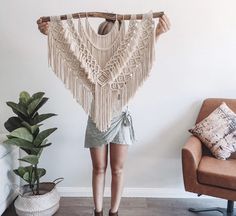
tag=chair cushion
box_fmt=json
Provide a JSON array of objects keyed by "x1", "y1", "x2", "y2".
[
  {"x1": 198, "y1": 155, "x2": 236, "y2": 190},
  {"x1": 189, "y1": 102, "x2": 236, "y2": 160}
]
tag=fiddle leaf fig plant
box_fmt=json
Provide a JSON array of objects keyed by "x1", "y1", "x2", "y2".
[{"x1": 3, "y1": 91, "x2": 57, "y2": 195}]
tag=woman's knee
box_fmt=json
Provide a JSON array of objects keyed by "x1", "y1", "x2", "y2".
[
  {"x1": 111, "y1": 165, "x2": 124, "y2": 176},
  {"x1": 93, "y1": 164, "x2": 107, "y2": 175}
]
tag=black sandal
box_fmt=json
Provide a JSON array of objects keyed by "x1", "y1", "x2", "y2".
[
  {"x1": 108, "y1": 209, "x2": 118, "y2": 216},
  {"x1": 94, "y1": 208, "x2": 103, "y2": 216}
]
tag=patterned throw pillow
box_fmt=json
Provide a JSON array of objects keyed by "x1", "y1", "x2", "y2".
[{"x1": 189, "y1": 102, "x2": 236, "y2": 160}]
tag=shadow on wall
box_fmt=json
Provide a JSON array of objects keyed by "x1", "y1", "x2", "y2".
[{"x1": 125, "y1": 99, "x2": 202, "y2": 187}]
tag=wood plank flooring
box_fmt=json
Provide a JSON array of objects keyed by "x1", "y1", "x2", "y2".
[{"x1": 3, "y1": 197, "x2": 228, "y2": 216}]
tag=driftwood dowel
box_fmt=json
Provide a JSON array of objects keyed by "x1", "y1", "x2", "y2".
[{"x1": 40, "y1": 11, "x2": 164, "y2": 22}]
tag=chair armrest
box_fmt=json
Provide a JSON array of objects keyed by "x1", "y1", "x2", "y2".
[
  {"x1": 181, "y1": 135, "x2": 203, "y2": 191},
  {"x1": 182, "y1": 135, "x2": 202, "y2": 169}
]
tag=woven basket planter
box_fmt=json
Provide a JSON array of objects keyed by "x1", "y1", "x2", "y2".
[{"x1": 14, "y1": 177, "x2": 63, "y2": 216}]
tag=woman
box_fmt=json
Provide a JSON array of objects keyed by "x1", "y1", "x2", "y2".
[{"x1": 37, "y1": 13, "x2": 170, "y2": 216}]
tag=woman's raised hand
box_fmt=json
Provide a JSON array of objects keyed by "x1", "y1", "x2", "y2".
[
  {"x1": 155, "y1": 14, "x2": 171, "y2": 40},
  {"x1": 37, "y1": 18, "x2": 49, "y2": 35}
]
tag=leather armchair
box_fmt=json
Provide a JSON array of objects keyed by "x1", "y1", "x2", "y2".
[{"x1": 182, "y1": 98, "x2": 236, "y2": 216}]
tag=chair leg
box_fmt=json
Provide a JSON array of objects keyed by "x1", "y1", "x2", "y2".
[{"x1": 188, "y1": 200, "x2": 236, "y2": 216}]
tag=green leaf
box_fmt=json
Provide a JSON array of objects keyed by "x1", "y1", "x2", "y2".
[
  {"x1": 32, "y1": 113, "x2": 57, "y2": 124},
  {"x1": 13, "y1": 168, "x2": 18, "y2": 175},
  {"x1": 34, "y1": 143, "x2": 52, "y2": 148},
  {"x1": 21, "y1": 121, "x2": 42, "y2": 134},
  {"x1": 26, "y1": 92, "x2": 47, "y2": 117},
  {"x1": 13, "y1": 169, "x2": 27, "y2": 180},
  {"x1": 31, "y1": 168, "x2": 46, "y2": 183},
  {"x1": 19, "y1": 155, "x2": 39, "y2": 165},
  {"x1": 31, "y1": 125, "x2": 40, "y2": 134},
  {"x1": 19, "y1": 91, "x2": 31, "y2": 106},
  {"x1": 13, "y1": 166, "x2": 26, "y2": 178},
  {"x1": 6, "y1": 101, "x2": 28, "y2": 117},
  {"x1": 21, "y1": 147, "x2": 32, "y2": 155},
  {"x1": 37, "y1": 168, "x2": 46, "y2": 178},
  {"x1": 34, "y1": 128, "x2": 57, "y2": 146},
  {"x1": 13, "y1": 166, "x2": 34, "y2": 184},
  {"x1": 3, "y1": 138, "x2": 33, "y2": 149},
  {"x1": 40, "y1": 142, "x2": 52, "y2": 148},
  {"x1": 10, "y1": 127, "x2": 33, "y2": 142},
  {"x1": 4, "y1": 117, "x2": 22, "y2": 132},
  {"x1": 26, "y1": 92, "x2": 45, "y2": 105},
  {"x1": 3, "y1": 138, "x2": 39, "y2": 154},
  {"x1": 31, "y1": 125, "x2": 41, "y2": 135},
  {"x1": 23, "y1": 172, "x2": 30, "y2": 182},
  {"x1": 32, "y1": 92, "x2": 45, "y2": 100},
  {"x1": 27, "y1": 98, "x2": 43, "y2": 116},
  {"x1": 6, "y1": 135, "x2": 15, "y2": 139},
  {"x1": 29, "y1": 139, "x2": 47, "y2": 155},
  {"x1": 31, "y1": 97, "x2": 49, "y2": 117},
  {"x1": 37, "y1": 147, "x2": 43, "y2": 158}
]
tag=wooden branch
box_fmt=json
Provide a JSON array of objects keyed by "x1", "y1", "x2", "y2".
[{"x1": 40, "y1": 11, "x2": 164, "y2": 22}]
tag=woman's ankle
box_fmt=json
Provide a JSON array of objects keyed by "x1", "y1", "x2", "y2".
[
  {"x1": 94, "y1": 207, "x2": 103, "y2": 216},
  {"x1": 95, "y1": 207, "x2": 103, "y2": 211},
  {"x1": 109, "y1": 208, "x2": 118, "y2": 216}
]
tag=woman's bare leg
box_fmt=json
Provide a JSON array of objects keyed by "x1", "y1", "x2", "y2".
[
  {"x1": 109, "y1": 143, "x2": 129, "y2": 213},
  {"x1": 89, "y1": 144, "x2": 109, "y2": 212}
]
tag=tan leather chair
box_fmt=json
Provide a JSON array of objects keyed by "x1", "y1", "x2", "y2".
[{"x1": 182, "y1": 98, "x2": 236, "y2": 216}]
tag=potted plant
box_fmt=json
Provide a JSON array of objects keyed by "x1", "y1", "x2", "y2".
[{"x1": 3, "y1": 91, "x2": 64, "y2": 216}]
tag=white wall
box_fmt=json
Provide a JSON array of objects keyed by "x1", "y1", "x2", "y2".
[{"x1": 1, "y1": 0, "x2": 236, "y2": 197}]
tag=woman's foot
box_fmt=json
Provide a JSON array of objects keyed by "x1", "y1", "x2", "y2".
[
  {"x1": 94, "y1": 208, "x2": 103, "y2": 216},
  {"x1": 108, "y1": 209, "x2": 118, "y2": 216}
]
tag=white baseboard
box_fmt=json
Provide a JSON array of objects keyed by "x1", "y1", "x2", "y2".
[{"x1": 57, "y1": 187, "x2": 213, "y2": 199}]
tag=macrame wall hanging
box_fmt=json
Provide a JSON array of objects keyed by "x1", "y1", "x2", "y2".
[{"x1": 43, "y1": 10, "x2": 164, "y2": 132}]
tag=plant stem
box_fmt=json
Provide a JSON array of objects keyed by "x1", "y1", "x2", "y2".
[
  {"x1": 35, "y1": 164, "x2": 40, "y2": 195},
  {"x1": 29, "y1": 165, "x2": 35, "y2": 195},
  {"x1": 30, "y1": 184, "x2": 35, "y2": 195}
]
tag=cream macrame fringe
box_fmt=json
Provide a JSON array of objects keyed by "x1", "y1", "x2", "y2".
[
  {"x1": 47, "y1": 11, "x2": 156, "y2": 132},
  {"x1": 48, "y1": 32, "x2": 94, "y2": 115}
]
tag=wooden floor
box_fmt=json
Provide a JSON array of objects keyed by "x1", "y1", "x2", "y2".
[{"x1": 3, "y1": 197, "x2": 228, "y2": 216}]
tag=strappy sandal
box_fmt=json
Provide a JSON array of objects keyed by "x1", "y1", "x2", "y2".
[{"x1": 108, "y1": 209, "x2": 118, "y2": 216}]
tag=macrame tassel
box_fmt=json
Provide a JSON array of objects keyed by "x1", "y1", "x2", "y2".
[
  {"x1": 48, "y1": 23, "x2": 93, "y2": 117},
  {"x1": 94, "y1": 84, "x2": 113, "y2": 131},
  {"x1": 116, "y1": 13, "x2": 156, "y2": 110}
]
